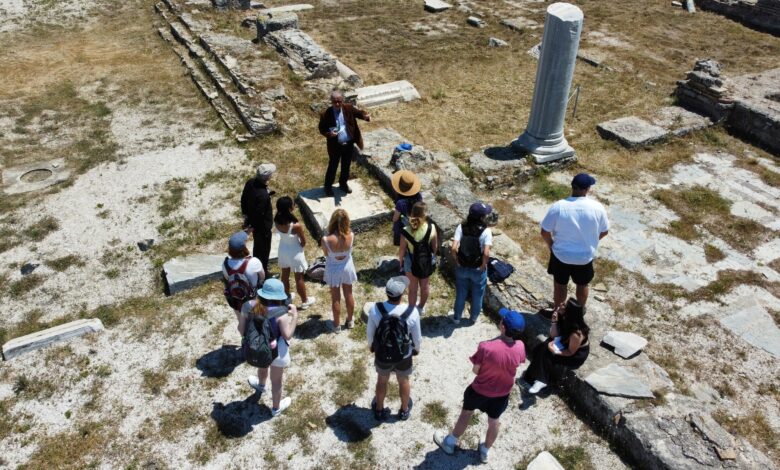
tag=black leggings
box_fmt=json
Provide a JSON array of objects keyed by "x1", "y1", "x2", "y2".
[{"x1": 523, "y1": 339, "x2": 589, "y2": 385}]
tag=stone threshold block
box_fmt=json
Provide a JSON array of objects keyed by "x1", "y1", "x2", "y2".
[
  {"x1": 296, "y1": 180, "x2": 392, "y2": 240},
  {"x1": 2, "y1": 158, "x2": 70, "y2": 195},
  {"x1": 585, "y1": 363, "x2": 654, "y2": 399},
  {"x1": 258, "y1": 3, "x2": 313, "y2": 15},
  {"x1": 424, "y1": 0, "x2": 452, "y2": 12},
  {"x1": 596, "y1": 116, "x2": 669, "y2": 148},
  {"x1": 163, "y1": 235, "x2": 280, "y2": 295},
  {"x1": 3, "y1": 319, "x2": 104, "y2": 361},
  {"x1": 346, "y1": 80, "x2": 421, "y2": 108}
]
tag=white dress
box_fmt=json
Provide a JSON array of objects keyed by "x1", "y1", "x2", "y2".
[
  {"x1": 323, "y1": 234, "x2": 358, "y2": 287},
  {"x1": 276, "y1": 224, "x2": 308, "y2": 273}
]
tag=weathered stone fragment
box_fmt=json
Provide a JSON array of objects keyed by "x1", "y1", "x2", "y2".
[
  {"x1": 585, "y1": 363, "x2": 654, "y2": 398},
  {"x1": 596, "y1": 116, "x2": 669, "y2": 148},
  {"x1": 500, "y1": 16, "x2": 539, "y2": 32},
  {"x1": 424, "y1": 0, "x2": 452, "y2": 12},
  {"x1": 649, "y1": 106, "x2": 713, "y2": 137},
  {"x1": 602, "y1": 331, "x2": 647, "y2": 358},
  {"x1": 2, "y1": 158, "x2": 70, "y2": 195},
  {"x1": 20, "y1": 262, "x2": 40, "y2": 276},
  {"x1": 527, "y1": 451, "x2": 565, "y2": 470},
  {"x1": 488, "y1": 37, "x2": 508, "y2": 47},
  {"x1": 719, "y1": 299, "x2": 780, "y2": 358},
  {"x1": 467, "y1": 16, "x2": 485, "y2": 27},
  {"x1": 256, "y1": 12, "x2": 298, "y2": 38},
  {"x1": 265, "y1": 29, "x2": 337, "y2": 80},
  {"x1": 258, "y1": 3, "x2": 313, "y2": 15},
  {"x1": 3, "y1": 319, "x2": 104, "y2": 360},
  {"x1": 347, "y1": 81, "x2": 421, "y2": 108}
]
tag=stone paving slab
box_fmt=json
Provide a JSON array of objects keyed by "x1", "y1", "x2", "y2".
[
  {"x1": 2, "y1": 319, "x2": 104, "y2": 360},
  {"x1": 2, "y1": 158, "x2": 70, "y2": 195},
  {"x1": 258, "y1": 3, "x2": 313, "y2": 15},
  {"x1": 527, "y1": 451, "x2": 564, "y2": 470},
  {"x1": 596, "y1": 116, "x2": 669, "y2": 148},
  {"x1": 719, "y1": 298, "x2": 780, "y2": 358},
  {"x1": 602, "y1": 331, "x2": 647, "y2": 359},
  {"x1": 295, "y1": 180, "x2": 392, "y2": 239},
  {"x1": 348, "y1": 80, "x2": 421, "y2": 108},
  {"x1": 650, "y1": 106, "x2": 713, "y2": 137},
  {"x1": 163, "y1": 235, "x2": 279, "y2": 295},
  {"x1": 585, "y1": 363, "x2": 655, "y2": 399},
  {"x1": 424, "y1": 0, "x2": 452, "y2": 12},
  {"x1": 500, "y1": 16, "x2": 539, "y2": 32}
]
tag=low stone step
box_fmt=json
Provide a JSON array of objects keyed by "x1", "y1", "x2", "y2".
[
  {"x1": 258, "y1": 3, "x2": 313, "y2": 15},
  {"x1": 347, "y1": 80, "x2": 421, "y2": 108},
  {"x1": 2, "y1": 319, "x2": 104, "y2": 360},
  {"x1": 295, "y1": 180, "x2": 392, "y2": 240},
  {"x1": 163, "y1": 236, "x2": 280, "y2": 295}
]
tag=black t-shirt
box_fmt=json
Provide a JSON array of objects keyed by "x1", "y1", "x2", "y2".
[{"x1": 240, "y1": 178, "x2": 273, "y2": 234}]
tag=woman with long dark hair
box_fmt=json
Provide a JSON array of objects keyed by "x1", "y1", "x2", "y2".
[
  {"x1": 274, "y1": 196, "x2": 315, "y2": 309},
  {"x1": 523, "y1": 298, "x2": 590, "y2": 394}
]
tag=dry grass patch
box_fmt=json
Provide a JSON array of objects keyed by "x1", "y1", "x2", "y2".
[
  {"x1": 421, "y1": 400, "x2": 449, "y2": 428},
  {"x1": 158, "y1": 178, "x2": 189, "y2": 217},
  {"x1": 272, "y1": 392, "x2": 327, "y2": 453},
  {"x1": 45, "y1": 254, "x2": 86, "y2": 272},
  {"x1": 703, "y1": 243, "x2": 726, "y2": 263},
  {"x1": 159, "y1": 404, "x2": 205, "y2": 441},
  {"x1": 19, "y1": 422, "x2": 114, "y2": 470},
  {"x1": 330, "y1": 356, "x2": 369, "y2": 407},
  {"x1": 653, "y1": 185, "x2": 774, "y2": 252},
  {"x1": 141, "y1": 369, "x2": 168, "y2": 395},
  {"x1": 7, "y1": 274, "x2": 45, "y2": 299},
  {"x1": 713, "y1": 410, "x2": 780, "y2": 460},
  {"x1": 27, "y1": 215, "x2": 60, "y2": 241}
]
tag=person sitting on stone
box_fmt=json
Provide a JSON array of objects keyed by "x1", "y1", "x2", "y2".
[{"x1": 522, "y1": 298, "x2": 590, "y2": 395}]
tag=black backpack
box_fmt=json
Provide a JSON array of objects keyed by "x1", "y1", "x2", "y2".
[
  {"x1": 400, "y1": 220, "x2": 436, "y2": 279},
  {"x1": 488, "y1": 257, "x2": 515, "y2": 283},
  {"x1": 244, "y1": 315, "x2": 279, "y2": 368},
  {"x1": 457, "y1": 224, "x2": 485, "y2": 268},
  {"x1": 304, "y1": 256, "x2": 327, "y2": 284},
  {"x1": 372, "y1": 303, "x2": 414, "y2": 363},
  {"x1": 223, "y1": 257, "x2": 257, "y2": 310}
]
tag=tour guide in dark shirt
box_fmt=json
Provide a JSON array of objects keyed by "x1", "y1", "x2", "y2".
[
  {"x1": 318, "y1": 90, "x2": 371, "y2": 197},
  {"x1": 240, "y1": 163, "x2": 276, "y2": 273}
]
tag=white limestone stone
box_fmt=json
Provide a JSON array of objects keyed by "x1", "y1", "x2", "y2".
[
  {"x1": 527, "y1": 451, "x2": 565, "y2": 470},
  {"x1": 596, "y1": 116, "x2": 669, "y2": 148},
  {"x1": 720, "y1": 298, "x2": 780, "y2": 359},
  {"x1": 349, "y1": 80, "x2": 421, "y2": 108},
  {"x1": 296, "y1": 180, "x2": 392, "y2": 238},
  {"x1": 163, "y1": 235, "x2": 280, "y2": 295},
  {"x1": 424, "y1": 0, "x2": 452, "y2": 12},
  {"x1": 603, "y1": 331, "x2": 648, "y2": 358},
  {"x1": 2, "y1": 158, "x2": 70, "y2": 195},
  {"x1": 585, "y1": 363, "x2": 655, "y2": 399},
  {"x1": 258, "y1": 3, "x2": 313, "y2": 14},
  {"x1": 3, "y1": 319, "x2": 104, "y2": 360},
  {"x1": 512, "y1": 3, "x2": 583, "y2": 163}
]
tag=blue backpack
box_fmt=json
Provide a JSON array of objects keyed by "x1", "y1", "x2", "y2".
[{"x1": 488, "y1": 257, "x2": 515, "y2": 283}]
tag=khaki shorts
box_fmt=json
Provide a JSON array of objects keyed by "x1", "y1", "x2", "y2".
[{"x1": 375, "y1": 355, "x2": 413, "y2": 378}]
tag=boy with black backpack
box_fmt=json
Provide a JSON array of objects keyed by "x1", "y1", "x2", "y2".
[
  {"x1": 366, "y1": 276, "x2": 422, "y2": 421},
  {"x1": 449, "y1": 202, "x2": 494, "y2": 325}
]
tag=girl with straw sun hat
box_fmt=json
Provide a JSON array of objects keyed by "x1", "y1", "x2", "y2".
[{"x1": 391, "y1": 170, "x2": 422, "y2": 246}]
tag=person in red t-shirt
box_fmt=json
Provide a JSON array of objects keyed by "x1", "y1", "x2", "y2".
[{"x1": 433, "y1": 308, "x2": 526, "y2": 463}]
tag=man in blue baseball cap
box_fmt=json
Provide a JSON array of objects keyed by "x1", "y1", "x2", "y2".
[
  {"x1": 540, "y1": 173, "x2": 609, "y2": 310},
  {"x1": 434, "y1": 308, "x2": 526, "y2": 463}
]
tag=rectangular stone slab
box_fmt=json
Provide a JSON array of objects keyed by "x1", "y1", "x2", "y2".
[
  {"x1": 596, "y1": 116, "x2": 669, "y2": 148},
  {"x1": 2, "y1": 319, "x2": 104, "y2": 360},
  {"x1": 720, "y1": 303, "x2": 780, "y2": 358},
  {"x1": 258, "y1": 3, "x2": 313, "y2": 14},
  {"x1": 296, "y1": 180, "x2": 392, "y2": 239},
  {"x1": 349, "y1": 80, "x2": 421, "y2": 108},
  {"x1": 163, "y1": 235, "x2": 279, "y2": 295},
  {"x1": 584, "y1": 363, "x2": 655, "y2": 398},
  {"x1": 424, "y1": 0, "x2": 452, "y2": 12}
]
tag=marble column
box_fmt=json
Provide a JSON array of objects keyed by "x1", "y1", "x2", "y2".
[{"x1": 513, "y1": 3, "x2": 583, "y2": 163}]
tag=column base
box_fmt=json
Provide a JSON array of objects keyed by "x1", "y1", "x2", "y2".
[{"x1": 511, "y1": 131, "x2": 575, "y2": 164}]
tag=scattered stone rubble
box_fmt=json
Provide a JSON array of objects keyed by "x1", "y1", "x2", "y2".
[
  {"x1": 468, "y1": 146, "x2": 576, "y2": 189},
  {"x1": 675, "y1": 59, "x2": 733, "y2": 122}
]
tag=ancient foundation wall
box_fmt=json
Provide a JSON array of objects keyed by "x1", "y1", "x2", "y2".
[{"x1": 697, "y1": 0, "x2": 780, "y2": 35}]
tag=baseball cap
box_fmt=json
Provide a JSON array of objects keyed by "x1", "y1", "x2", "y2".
[
  {"x1": 571, "y1": 173, "x2": 596, "y2": 189},
  {"x1": 498, "y1": 307, "x2": 526, "y2": 332},
  {"x1": 468, "y1": 202, "x2": 493, "y2": 218},
  {"x1": 386, "y1": 276, "x2": 410, "y2": 297},
  {"x1": 228, "y1": 231, "x2": 248, "y2": 251}
]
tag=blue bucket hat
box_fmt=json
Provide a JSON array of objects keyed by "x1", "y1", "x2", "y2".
[
  {"x1": 395, "y1": 142, "x2": 413, "y2": 152},
  {"x1": 498, "y1": 307, "x2": 526, "y2": 332},
  {"x1": 258, "y1": 279, "x2": 288, "y2": 301}
]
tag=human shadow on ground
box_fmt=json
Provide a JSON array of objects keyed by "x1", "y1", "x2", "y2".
[
  {"x1": 210, "y1": 392, "x2": 271, "y2": 438},
  {"x1": 356, "y1": 266, "x2": 398, "y2": 289},
  {"x1": 419, "y1": 315, "x2": 466, "y2": 339},
  {"x1": 295, "y1": 314, "x2": 329, "y2": 339},
  {"x1": 196, "y1": 344, "x2": 244, "y2": 378},
  {"x1": 325, "y1": 404, "x2": 385, "y2": 444},
  {"x1": 414, "y1": 446, "x2": 481, "y2": 469}
]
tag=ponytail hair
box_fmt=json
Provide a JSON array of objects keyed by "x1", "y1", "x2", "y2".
[{"x1": 408, "y1": 202, "x2": 427, "y2": 231}]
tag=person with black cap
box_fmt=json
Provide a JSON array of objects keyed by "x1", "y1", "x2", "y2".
[
  {"x1": 366, "y1": 276, "x2": 422, "y2": 421},
  {"x1": 240, "y1": 162, "x2": 277, "y2": 274},
  {"x1": 433, "y1": 308, "x2": 526, "y2": 463},
  {"x1": 540, "y1": 173, "x2": 609, "y2": 310},
  {"x1": 449, "y1": 202, "x2": 494, "y2": 324}
]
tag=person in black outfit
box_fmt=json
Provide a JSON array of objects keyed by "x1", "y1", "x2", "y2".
[
  {"x1": 318, "y1": 91, "x2": 371, "y2": 196},
  {"x1": 241, "y1": 163, "x2": 276, "y2": 274},
  {"x1": 522, "y1": 298, "x2": 590, "y2": 394}
]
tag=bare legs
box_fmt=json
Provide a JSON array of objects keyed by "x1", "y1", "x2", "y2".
[
  {"x1": 447, "y1": 409, "x2": 500, "y2": 449},
  {"x1": 282, "y1": 269, "x2": 309, "y2": 303},
  {"x1": 257, "y1": 366, "x2": 285, "y2": 410},
  {"x1": 553, "y1": 282, "x2": 567, "y2": 309},
  {"x1": 329, "y1": 283, "x2": 354, "y2": 328},
  {"x1": 406, "y1": 274, "x2": 430, "y2": 310},
  {"x1": 374, "y1": 373, "x2": 389, "y2": 410},
  {"x1": 373, "y1": 374, "x2": 411, "y2": 411},
  {"x1": 575, "y1": 283, "x2": 589, "y2": 306}
]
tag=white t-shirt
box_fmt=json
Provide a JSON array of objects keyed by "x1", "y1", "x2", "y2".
[
  {"x1": 222, "y1": 256, "x2": 264, "y2": 289},
  {"x1": 366, "y1": 302, "x2": 422, "y2": 359},
  {"x1": 540, "y1": 196, "x2": 609, "y2": 265},
  {"x1": 454, "y1": 224, "x2": 493, "y2": 250}
]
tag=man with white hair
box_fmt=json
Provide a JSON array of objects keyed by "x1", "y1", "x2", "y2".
[
  {"x1": 241, "y1": 162, "x2": 276, "y2": 273},
  {"x1": 318, "y1": 90, "x2": 371, "y2": 197}
]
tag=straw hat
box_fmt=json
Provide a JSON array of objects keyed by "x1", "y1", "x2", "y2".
[{"x1": 391, "y1": 170, "x2": 421, "y2": 197}]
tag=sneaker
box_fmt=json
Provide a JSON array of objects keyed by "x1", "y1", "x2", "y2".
[
  {"x1": 247, "y1": 376, "x2": 265, "y2": 394},
  {"x1": 299, "y1": 297, "x2": 316, "y2": 310},
  {"x1": 417, "y1": 305, "x2": 426, "y2": 316},
  {"x1": 343, "y1": 319, "x2": 354, "y2": 330},
  {"x1": 479, "y1": 443, "x2": 489, "y2": 463},
  {"x1": 433, "y1": 431, "x2": 456, "y2": 455},
  {"x1": 339, "y1": 183, "x2": 352, "y2": 194},
  {"x1": 271, "y1": 397, "x2": 292, "y2": 417},
  {"x1": 371, "y1": 398, "x2": 390, "y2": 421},
  {"x1": 288, "y1": 293, "x2": 296, "y2": 302},
  {"x1": 398, "y1": 398, "x2": 414, "y2": 420},
  {"x1": 528, "y1": 380, "x2": 547, "y2": 394}
]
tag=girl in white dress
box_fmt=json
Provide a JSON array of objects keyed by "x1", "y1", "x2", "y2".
[
  {"x1": 321, "y1": 208, "x2": 358, "y2": 332},
  {"x1": 275, "y1": 197, "x2": 315, "y2": 309}
]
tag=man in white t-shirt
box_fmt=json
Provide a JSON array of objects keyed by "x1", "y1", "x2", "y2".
[
  {"x1": 540, "y1": 173, "x2": 609, "y2": 309},
  {"x1": 367, "y1": 276, "x2": 422, "y2": 422}
]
